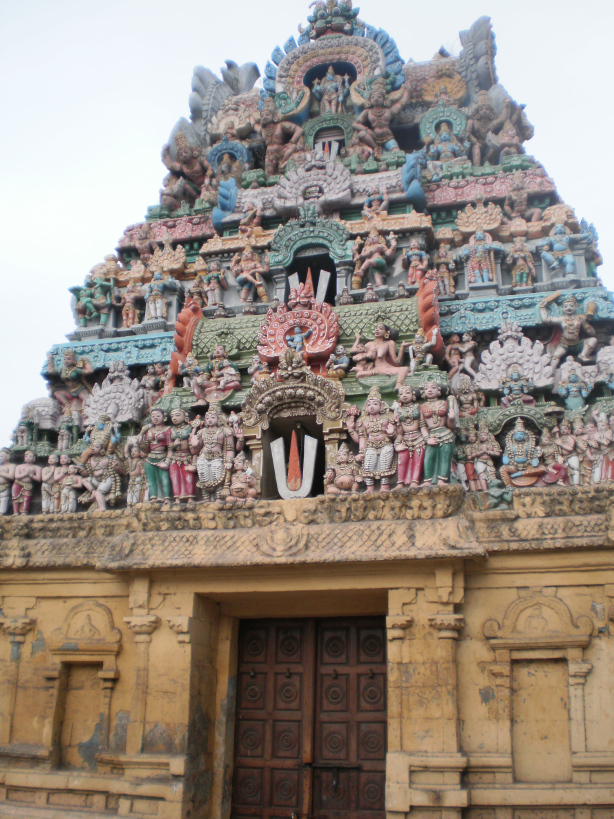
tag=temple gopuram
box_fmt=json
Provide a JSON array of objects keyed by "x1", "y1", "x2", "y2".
[{"x1": 2, "y1": 4, "x2": 614, "y2": 819}]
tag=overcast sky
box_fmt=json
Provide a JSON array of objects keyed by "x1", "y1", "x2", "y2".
[{"x1": 1, "y1": 0, "x2": 612, "y2": 447}]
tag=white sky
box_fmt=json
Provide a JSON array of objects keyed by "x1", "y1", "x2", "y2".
[{"x1": 1, "y1": 0, "x2": 612, "y2": 447}]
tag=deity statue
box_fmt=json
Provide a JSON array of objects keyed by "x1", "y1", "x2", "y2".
[
  {"x1": 189, "y1": 404, "x2": 237, "y2": 502},
  {"x1": 203, "y1": 260, "x2": 229, "y2": 306},
  {"x1": 203, "y1": 344, "x2": 241, "y2": 395},
  {"x1": 594, "y1": 412, "x2": 614, "y2": 483},
  {"x1": 408, "y1": 327, "x2": 438, "y2": 374},
  {"x1": 70, "y1": 265, "x2": 114, "y2": 327},
  {"x1": 226, "y1": 451, "x2": 259, "y2": 503},
  {"x1": 499, "y1": 418, "x2": 545, "y2": 487},
  {"x1": 79, "y1": 440, "x2": 123, "y2": 511},
  {"x1": 46, "y1": 349, "x2": 94, "y2": 429},
  {"x1": 472, "y1": 423, "x2": 502, "y2": 491},
  {"x1": 41, "y1": 452, "x2": 61, "y2": 514},
  {"x1": 161, "y1": 134, "x2": 214, "y2": 207},
  {"x1": 349, "y1": 323, "x2": 409, "y2": 389},
  {"x1": 553, "y1": 418, "x2": 581, "y2": 485},
  {"x1": 120, "y1": 278, "x2": 145, "y2": 328},
  {"x1": 168, "y1": 408, "x2": 198, "y2": 502},
  {"x1": 255, "y1": 97, "x2": 305, "y2": 177},
  {"x1": 556, "y1": 365, "x2": 591, "y2": 412},
  {"x1": 180, "y1": 354, "x2": 207, "y2": 405},
  {"x1": 138, "y1": 408, "x2": 172, "y2": 501},
  {"x1": 326, "y1": 345, "x2": 351, "y2": 380},
  {"x1": 454, "y1": 374, "x2": 485, "y2": 417},
  {"x1": 231, "y1": 245, "x2": 269, "y2": 303},
  {"x1": 425, "y1": 121, "x2": 468, "y2": 181},
  {"x1": 140, "y1": 364, "x2": 163, "y2": 409},
  {"x1": 124, "y1": 442, "x2": 148, "y2": 506},
  {"x1": 402, "y1": 239, "x2": 430, "y2": 287},
  {"x1": 361, "y1": 187, "x2": 389, "y2": 221},
  {"x1": 539, "y1": 293, "x2": 597, "y2": 369},
  {"x1": 465, "y1": 93, "x2": 510, "y2": 166},
  {"x1": 538, "y1": 224, "x2": 590, "y2": 277},
  {"x1": 285, "y1": 325, "x2": 313, "y2": 356},
  {"x1": 324, "y1": 443, "x2": 361, "y2": 495},
  {"x1": 462, "y1": 229, "x2": 499, "y2": 284},
  {"x1": 144, "y1": 270, "x2": 180, "y2": 321},
  {"x1": 0, "y1": 449, "x2": 15, "y2": 515},
  {"x1": 312, "y1": 66, "x2": 350, "y2": 115},
  {"x1": 60, "y1": 463, "x2": 85, "y2": 514},
  {"x1": 420, "y1": 380, "x2": 456, "y2": 486},
  {"x1": 500, "y1": 364, "x2": 535, "y2": 408},
  {"x1": 392, "y1": 385, "x2": 425, "y2": 488},
  {"x1": 503, "y1": 173, "x2": 542, "y2": 223},
  {"x1": 186, "y1": 266, "x2": 208, "y2": 309},
  {"x1": 432, "y1": 243, "x2": 457, "y2": 296},
  {"x1": 535, "y1": 427, "x2": 568, "y2": 487},
  {"x1": 346, "y1": 386, "x2": 397, "y2": 493},
  {"x1": 11, "y1": 451, "x2": 42, "y2": 515},
  {"x1": 352, "y1": 81, "x2": 409, "y2": 158},
  {"x1": 352, "y1": 228, "x2": 397, "y2": 289},
  {"x1": 506, "y1": 238, "x2": 536, "y2": 288},
  {"x1": 248, "y1": 354, "x2": 270, "y2": 384}
]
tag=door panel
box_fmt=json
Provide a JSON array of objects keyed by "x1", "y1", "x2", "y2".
[{"x1": 231, "y1": 618, "x2": 385, "y2": 819}]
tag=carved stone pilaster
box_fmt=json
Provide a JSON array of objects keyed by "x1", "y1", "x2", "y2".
[
  {"x1": 386, "y1": 615, "x2": 414, "y2": 642},
  {"x1": 166, "y1": 616, "x2": 191, "y2": 644},
  {"x1": 124, "y1": 615, "x2": 160, "y2": 754},
  {"x1": 428, "y1": 612, "x2": 464, "y2": 639},
  {"x1": 0, "y1": 617, "x2": 35, "y2": 745}
]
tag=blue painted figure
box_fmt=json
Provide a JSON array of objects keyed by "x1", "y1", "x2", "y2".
[
  {"x1": 285, "y1": 325, "x2": 313, "y2": 353},
  {"x1": 539, "y1": 224, "x2": 590, "y2": 277}
]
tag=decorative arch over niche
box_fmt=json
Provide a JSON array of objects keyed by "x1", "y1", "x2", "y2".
[
  {"x1": 269, "y1": 215, "x2": 352, "y2": 268},
  {"x1": 482, "y1": 587, "x2": 594, "y2": 768},
  {"x1": 304, "y1": 114, "x2": 355, "y2": 149}
]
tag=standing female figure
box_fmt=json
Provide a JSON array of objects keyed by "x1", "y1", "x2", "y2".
[
  {"x1": 420, "y1": 380, "x2": 456, "y2": 486},
  {"x1": 139, "y1": 408, "x2": 172, "y2": 501}
]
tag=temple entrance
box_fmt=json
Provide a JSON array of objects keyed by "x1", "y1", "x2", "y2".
[{"x1": 231, "y1": 617, "x2": 387, "y2": 819}]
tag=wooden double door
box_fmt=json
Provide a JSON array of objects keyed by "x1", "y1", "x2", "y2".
[{"x1": 232, "y1": 617, "x2": 386, "y2": 819}]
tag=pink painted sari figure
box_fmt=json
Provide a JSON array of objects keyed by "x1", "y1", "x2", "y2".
[{"x1": 393, "y1": 385, "x2": 425, "y2": 489}]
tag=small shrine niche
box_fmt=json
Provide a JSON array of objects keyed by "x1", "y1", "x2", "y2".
[
  {"x1": 289, "y1": 256, "x2": 337, "y2": 305},
  {"x1": 261, "y1": 417, "x2": 328, "y2": 500}
]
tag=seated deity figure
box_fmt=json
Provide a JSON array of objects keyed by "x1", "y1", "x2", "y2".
[
  {"x1": 349, "y1": 323, "x2": 409, "y2": 389},
  {"x1": 539, "y1": 293, "x2": 597, "y2": 370},
  {"x1": 180, "y1": 354, "x2": 207, "y2": 405},
  {"x1": 312, "y1": 66, "x2": 350, "y2": 115},
  {"x1": 204, "y1": 345, "x2": 241, "y2": 395},
  {"x1": 325, "y1": 443, "x2": 361, "y2": 495},
  {"x1": 536, "y1": 427, "x2": 568, "y2": 487},
  {"x1": 79, "y1": 440, "x2": 123, "y2": 511},
  {"x1": 226, "y1": 452, "x2": 259, "y2": 503},
  {"x1": 161, "y1": 133, "x2": 214, "y2": 207},
  {"x1": 500, "y1": 364, "x2": 535, "y2": 407},
  {"x1": 539, "y1": 223, "x2": 590, "y2": 277},
  {"x1": 361, "y1": 187, "x2": 389, "y2": 221},
  {"x1": 499, "y1": 418, "x2": 545, "y2": 488},
  {"x1": 255, "y1": 97, "x2": 305, "y2": 177},
  {"x1": 556, "y1": 365, "x2": 591, "y2": 412},
  {"x1": 326, "y1": 345, "x2": 351, "y2": 379},
  {"x1": 346, "y1": 387, "x2": 397, "y2": 493},
  {"x1": 352, "y1": 81, "x2": 409, "y2": 158},
  {"x1": 425, "y1": 122, "x2": 468, "y2": 180}
]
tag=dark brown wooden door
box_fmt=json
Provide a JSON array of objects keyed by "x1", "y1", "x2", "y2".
[{"x1": 232, "y1": 618, "x2": 386, "y2": 819}]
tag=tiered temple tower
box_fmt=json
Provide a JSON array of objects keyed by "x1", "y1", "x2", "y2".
[{"x1": 1, "y1": 5, "x2": 614, "y2": 819}]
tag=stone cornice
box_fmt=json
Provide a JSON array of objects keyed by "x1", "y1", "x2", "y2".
[{"x1": 0, "y1": 485, "x2": 611, "y2": 572}]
